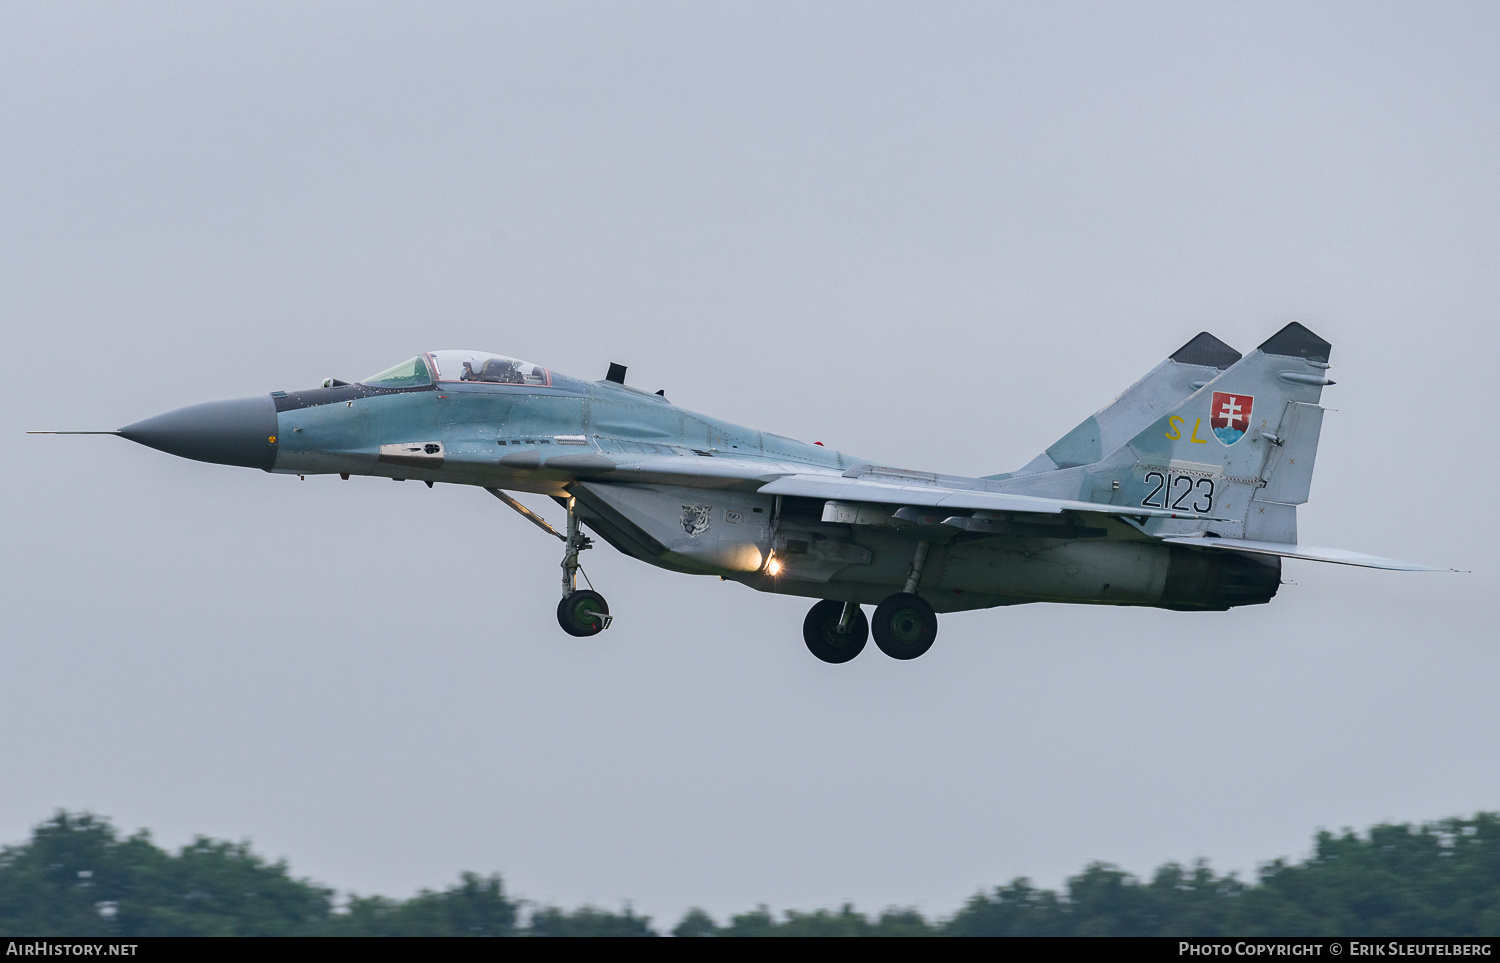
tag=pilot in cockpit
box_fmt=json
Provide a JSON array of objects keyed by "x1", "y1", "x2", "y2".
[{"x1": 461, "y1": 357, "x2": 526, "y2": 384}]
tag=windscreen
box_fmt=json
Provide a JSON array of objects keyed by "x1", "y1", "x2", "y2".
[{"x1": 361, "y1": 356, "x2": 433, "y2": 388}]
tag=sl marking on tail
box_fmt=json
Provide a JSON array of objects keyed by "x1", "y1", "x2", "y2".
[{"x1": 1164, "y1": 415, "x2": 1211, "y2": 443}]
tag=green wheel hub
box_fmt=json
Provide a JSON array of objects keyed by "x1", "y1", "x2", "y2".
[
  {"x1": 557, "y1": 590, "x2": 610, "y2": 637},
  {"x1": 888, "y1": 608, "x2": 925, "y2": 643},
  {"x1": 872, "y1": 592, "x2": 938, "y2": 660}
]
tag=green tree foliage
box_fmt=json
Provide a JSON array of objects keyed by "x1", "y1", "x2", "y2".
[
  {"x1": 526, "y1": 905, "x2": 655, "y2": 937},
  {"x1": 1230, "y1": 816, "x2": 1500, "y2": 937},
  {"x1": 0, "y1": 812, "x2": 515, "y2": 937},
  {"x1": 3, "y1": 810, "x2": 1499, "y2": 936},
  {"x1": 671, "y1": 907, "x2": 720, "y2": 937},
  {"x1": 695, "y1": 904, "x2": 936, "y2": 936},
  {"x1": 943, "y1": 814, "x2": 1500, "y2": 936},
  {"x1": 0, "y1": 812, "x2": 335, "y2": 936},
  {"x1": 339, "y1": 873, "x2": 516, "y2": 936}
]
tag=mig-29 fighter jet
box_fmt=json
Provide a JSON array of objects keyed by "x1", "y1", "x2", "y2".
[{"x1": 36, "y1": 322, "x2": 1446, "y2": 663}]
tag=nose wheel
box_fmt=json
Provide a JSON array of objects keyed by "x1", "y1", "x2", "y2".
[{"x1": 558, "y1": 589, "x2": 611, "y2": 636}]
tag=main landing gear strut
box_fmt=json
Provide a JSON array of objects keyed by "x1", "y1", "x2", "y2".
[
  {"x1": 487, "y1": 489, "x2": 611, "y2": 637},
  {"x1": 801, "y1": 540, "x2": 939, "y2": 664}
]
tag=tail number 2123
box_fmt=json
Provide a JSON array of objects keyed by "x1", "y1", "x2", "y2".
[{"x1": 1142, "y1": 470, "x2": 1214, "y2": 513}]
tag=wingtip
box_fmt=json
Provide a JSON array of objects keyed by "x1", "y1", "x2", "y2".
[
  {"x1": 1170, "y1": 332, "x2": 1242, "y2": 369},
  {"x1": 1258, "y1": 322, "x2": 1332, "y2": 364}
]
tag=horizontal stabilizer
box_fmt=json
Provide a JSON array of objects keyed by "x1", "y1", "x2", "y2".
[{"x1": 1159, "y1": 536, "x2": 1451, "y2": 572}]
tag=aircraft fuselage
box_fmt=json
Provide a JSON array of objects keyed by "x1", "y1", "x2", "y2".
[
  {"x1": 125, "y1": 368, "x2": 1271, "y2": 618},
  {"x1": 42, "y1": 327, "x2": 1435, "y2": 661}
]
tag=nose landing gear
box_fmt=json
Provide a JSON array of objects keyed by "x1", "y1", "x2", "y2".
[
  {"x1": 487, "y1": 488, "x2": 612, "y2": 636},
  {"x1": 557, "y1": 498, "x2": 611, "y2": 636}
]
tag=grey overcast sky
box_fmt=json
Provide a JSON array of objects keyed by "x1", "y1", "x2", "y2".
[{"x1": 2, "y1": 1, "x2": 1496, "y2": 924}]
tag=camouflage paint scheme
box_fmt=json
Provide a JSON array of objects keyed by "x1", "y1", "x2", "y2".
[{"x1": 91, "y1": 323, "x2": 1443, "y2": 656}]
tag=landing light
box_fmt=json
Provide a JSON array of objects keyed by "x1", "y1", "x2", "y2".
[{"x1": 766, "y1": 556, "x2": 782, "y2": 577}]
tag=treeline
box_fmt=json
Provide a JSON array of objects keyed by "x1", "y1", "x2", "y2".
[{"x1": 2, "y1": 811, "x2": 1498, "y2": 936}]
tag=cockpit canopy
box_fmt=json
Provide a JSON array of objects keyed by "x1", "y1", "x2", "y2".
[
  {"x1": 360, "y1": 351, "x2": 550, "y2": 389},
  {"x1": 428, "y1": 350, "x2": 550, "y2": 386}
]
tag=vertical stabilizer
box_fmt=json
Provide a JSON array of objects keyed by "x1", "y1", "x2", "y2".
[
  {"x1": 1005, "y1": 332, "x2": 1241, "y2": 477},
  {"x1": 1108, "y1": 322, "x2": 1334, "y2": 542}
]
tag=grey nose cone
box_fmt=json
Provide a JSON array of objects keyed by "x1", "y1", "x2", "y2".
[{"x1": 120, "y1": 395, "x2": 279, "y2": 470}]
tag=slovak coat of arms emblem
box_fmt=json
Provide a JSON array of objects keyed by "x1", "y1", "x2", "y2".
[
  {"x1": 681, "y1": 505, "x2": 713, "y2": 537},
  {"x1": 1210, "y1": 391, "x2": 1253, "y2": 446}
]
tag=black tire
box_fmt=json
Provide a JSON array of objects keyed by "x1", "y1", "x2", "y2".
[
  {"x1": 557, "y1": 590, "x2": 610, "y2": 637},
  {"x1": 871, "y1": 593, "x2": 937, "y2": 660},
  {"x1": 802, "y1": 600, "x2": 869, "y2": 664}
]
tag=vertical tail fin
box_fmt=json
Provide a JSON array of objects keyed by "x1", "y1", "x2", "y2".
[
  {"x1": 1113, "y1": 322, "x2": 1333, "y2": 543},
  {"x1": 1004, "y1": 332, "x2": 1242, "y2": 477}
]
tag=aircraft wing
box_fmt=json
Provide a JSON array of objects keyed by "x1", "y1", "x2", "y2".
[
  {"x1": 755, "y1": 473, "x2": 1223, "y2": 522},
  {"x1": 747, "y1": 473, "x2": 1448, "y2": 567},
  {"x1": 542, "y1": 452, "x2": 1221, "y2": 521},
  {"x1": 1158, "y1": 535, "x2": 1452, "y2": 572}
]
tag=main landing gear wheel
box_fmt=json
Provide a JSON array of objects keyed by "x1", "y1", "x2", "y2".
[
  {"x1": 558, "y1": 590, "x2": 610, "y2": 637},
  {"x1": 871, "y1": 593, "x2": 938, "y2": 660},
  {"x1": 803, "y1": 600, "x2": 869, "y2": 664}
]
